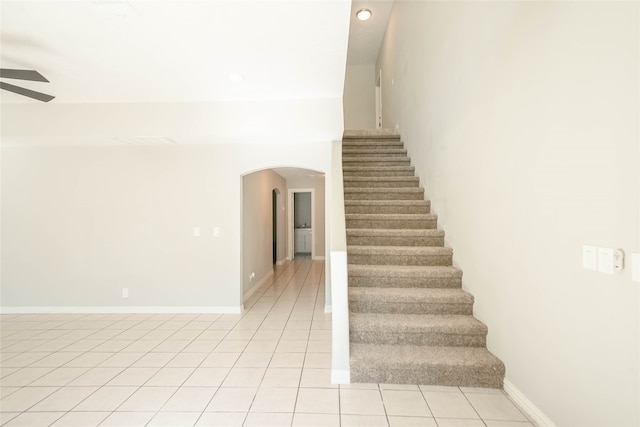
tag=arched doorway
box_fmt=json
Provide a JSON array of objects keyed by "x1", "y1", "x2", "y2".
[{"x1": 241, "y1": 167, "x2": 325, "y2": 302}]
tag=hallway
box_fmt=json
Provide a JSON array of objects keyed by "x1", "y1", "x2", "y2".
[{"x1": 0, "y1": 259, "x2": 531, "y2": 426}]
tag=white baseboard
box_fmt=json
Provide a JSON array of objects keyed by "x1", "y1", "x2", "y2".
[
  {"x1": 0, "y1": 306, "x2": 244, "y2": 314},
  {"x1": 324, "y1": 304, "x2": 332, "y2": 313},
  {"x1": 275, "y1": 259, "x2": 286, "y2": 266},
  {"x1": 504, "y1": 378, "x2": 557, "y2": 427},
  {"x1": 331, "y1": 369, "x2": 350, "y2": 384},
  {"x1": 243, "y1": 270, "x2": 274, "y2": 302},
  {"x1": 312, "y1": 256, "x2": 325, "y2": 261}
]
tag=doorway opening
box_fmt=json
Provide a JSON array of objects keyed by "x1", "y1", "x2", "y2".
[
  {"x1": 288, "y1": 188, "x2": 314, "y2": 259},
  {"x1": 375, "y1": 68, "x2": 383, "y2": 128}
]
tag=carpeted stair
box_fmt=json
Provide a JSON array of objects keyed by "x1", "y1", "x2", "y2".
[{"x1": 343, "y1": 129, "x2": 505, "y2": 388}]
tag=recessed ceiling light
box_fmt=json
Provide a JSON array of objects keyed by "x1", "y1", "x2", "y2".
[
  {"x1": 228, "y1": 73, "x2": 244, "y2": 83},
  {"x1": 356, "y1": 9, "x2": 372, "y2": 21}
]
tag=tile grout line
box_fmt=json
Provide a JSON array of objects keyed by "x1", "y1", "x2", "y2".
[
  {"x1": 240, "y1": 258, "x2": 313, "y2": 426},
  {"x1": 64, "y1": 312, "x2": 211, "y2": 424},
  {"x1": 0, "y1": 259, "x2": 430, "y2": 427}
]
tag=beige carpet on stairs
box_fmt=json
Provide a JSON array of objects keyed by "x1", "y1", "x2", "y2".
[{"x1": 343, "y1": 129, "x2": 505, "y2": 388}]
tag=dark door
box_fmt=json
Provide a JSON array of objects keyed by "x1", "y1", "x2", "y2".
[{"x1": 272, "y1": 189, "x2": 277, "y2": 264}]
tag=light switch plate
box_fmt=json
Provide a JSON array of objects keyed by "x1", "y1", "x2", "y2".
[
  {"x1": 193, "y1": 227, "x2": 200, "y2": 237},
  {"x1": 582, "y1": 245, "x2": 597, "y2": 271},
  {"x1": 598, "y1": 247, "x2": 614, "y2": 274},
  {"x1": 632, "y1": 253, "x2": 640, "y2": 282},
  {"x1": 213, "y1": 227, "x2": 220, "y2": 237}
]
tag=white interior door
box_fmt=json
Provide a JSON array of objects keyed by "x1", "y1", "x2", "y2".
[{"x1": 375, "y1": 69, "x2": 382, "y2": 128}]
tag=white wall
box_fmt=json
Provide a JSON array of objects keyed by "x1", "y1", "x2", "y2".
[
  {"x1": 1, "y1": 145, "x2": 238, "y2": 309},
  {"x1": 0, "y1": 100, "x2": 345, "y2": 146},
  {"x1": 377, "y1": 2, "x2": 639, "y2": 426},
  {"x1": 329, "y1": 139, "x2": 349, "y2": 382},
  {"x1": 1, "y1": 141, "x2": 334, "y2": 312},
  {"x1": 242, "y1": 169, "x2": 287, "y2": 296},
  {"x1": 343, "y1": 64, "x2": 376, "y2": 129}
]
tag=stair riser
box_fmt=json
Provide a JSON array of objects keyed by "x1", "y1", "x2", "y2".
[
  {"x1": 343, "y1": 140, "x2": 403, "y2": 144},
  {"x1": 344, "y1": 191, "x2": 424, "y2": 201},
  {"x1": 342, "y1": 151, "x2": 408, "y2": 157},
  {"x1": 349, "y1": 301, "x2": 472, "y2": 315},
  {"x1": 342, "y1": 156, "x2": 411, "y2": 161},
  {"x1": 343, "y1": 180, "x2": 419, "y2": 188},
  {"x1": 343, "y1": 160, "x2": 411, "y2": 167},
  {"x1": 347, "y1": 235, "x2": 445, "y2": 247},
  {"x1": 350, "y1": 331, "x2": 486, "y2": 347},
  {"x1": 345, "y1": 204, "x2": 430, "y2": 214},
  {"x1": 348, "y1": 276, "x2": 461, "y2": 288},
  {"x1": 343, "y1": 167, "x2": 413, "y2": 174},
  {"x1": 343, "y1": 144, "x2": 404, "y2": 148},
  {"x1": 346, "y1": 219, "x2": 437, "y2": 229},
  {"x1": 343, "y1": 138, "x2": 401, "y2": 143},
  {"x1": 344, "y1": 172, "x2": 415, "y2": 178},
  {"x1": 348, "y1": 254, "x2": 452, "y2": 266},
  {"x1": 342, "y1": 148, "x2": 404, "y2": 153},
  {"x1": 343, "y1": 140, "x2": 403, "y2": 145},
  {"x1": 350, "y1": 367, "x2": 503, "y2": 389}
]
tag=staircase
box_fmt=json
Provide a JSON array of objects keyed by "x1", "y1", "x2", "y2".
[{"x1": 343, "y1": 129, "x2": 505, "y2": 388}]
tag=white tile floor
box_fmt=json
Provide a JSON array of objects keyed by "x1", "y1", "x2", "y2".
[{"x1": 0, "y1": 258, "x2": 535, "y2": 427}]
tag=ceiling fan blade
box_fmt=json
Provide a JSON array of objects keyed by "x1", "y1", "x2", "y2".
[
  {"x1": 0, "y1": 81, "x2": 55, "y2": 102},
  {"x1": 0, "y1": 68, "x2": 50, "y2": 82}
]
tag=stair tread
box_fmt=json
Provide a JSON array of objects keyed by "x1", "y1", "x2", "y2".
[
  {"x1": 351, "y1": 312, "x2": 487, "y2": 333},
  {"x1": 346, "y1": 213, "x2": 436, "y2": 219},
  {"x1": 347, "y1": 229, "x2": 443, "y2": 236},
  {"x1": 350, "y1": 287, "x2": 473, "y2": 304},
  {"x1": 343, "y1": 156, "x2": 411, "y2": 161},
  {"x1": 342, "y1": 143, "x2": 403, "y2": 146},
  {"x1": 348, "y1": 246, "x2": 452, "y2": 254},
  {"x1": 344, "y1": 176, "x2": 418, "y2": 182},
  {"x1": 349, "y1": 264, "x2": 462, "y2": 277},
  {"x1": 351, "y1": 343, "x2": 504, "y2": 370},
  {"x1": 343, "y1": 129, "x2": 401, "y2": 139},
  {"x1": 345, "y1": 200, "x2": 428, "y2": 205},
  {"x1": 344, "y1": 187, "x2": 424, "y2": 192},
  {"x1": 343, "y1": 166, "x2": 414, "y2": 170},
  {"x1": 343, "y1": 149, "x2": 407, "y2": 154},
  {"x1": 342, "y1": 145, "x2": 403, "y2": 147}
]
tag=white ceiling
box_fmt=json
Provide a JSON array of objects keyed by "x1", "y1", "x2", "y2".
[
  {"x1": 271, "y1": 166, "x2": 325, "y2": 181},
  {"x1": 0, "y1": 0, "x2": 354, "y2": 104},
  {"x1": 1, "y1": 0, "x2": 393, "y2": 104},
  {"x1": 0, "y1": 0, "x2": 393, "y2": 148},
  {"x1": 347, "y1": 0, "x2": 393, "y2": 65}
]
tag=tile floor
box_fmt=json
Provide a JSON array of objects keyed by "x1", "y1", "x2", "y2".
[{"x1": 0, "y1": 258, "x2": 535, "y2": 427}]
